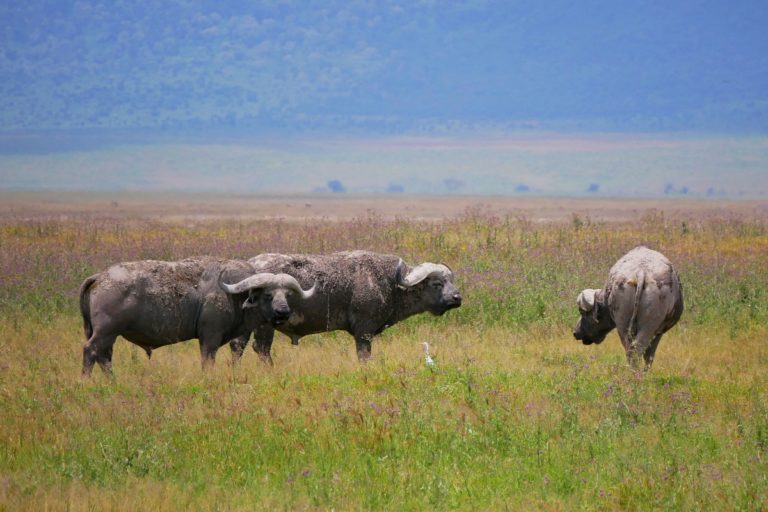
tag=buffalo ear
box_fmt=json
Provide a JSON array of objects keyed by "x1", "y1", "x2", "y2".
[
  {"x1": 242, "y1": 290, "x2": 259, "y2": 309},
  {"x1": 395, "y1": 259, "x2": 408, "y2": 290},
  {"x1": 591, "y1": 291, "x2": 605, "y2": 321}
]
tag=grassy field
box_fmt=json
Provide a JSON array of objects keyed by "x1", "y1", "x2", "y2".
[{"x1": 0, "y1": 200, "x2": 767, "y2": 510}]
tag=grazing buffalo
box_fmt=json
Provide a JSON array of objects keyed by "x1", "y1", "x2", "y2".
[
  {"x1": 79, "y1": 257, "x2": 315, "y2": 377},
  {"x1": 230, "y1": 250, "x2": 462, "y2": 363},
  {"x1": 573, "y1": 246, "x2": 684, "y2": 368}
]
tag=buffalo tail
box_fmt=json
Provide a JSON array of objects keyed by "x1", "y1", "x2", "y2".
[
  {"x1": 79, "y1": 275, "x2": 98, "y2": 340},
  {"x1": 628, "y1": 270, "x2": 645, "y2": 342}
]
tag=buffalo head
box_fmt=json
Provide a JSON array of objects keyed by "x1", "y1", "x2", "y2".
[
  {"x1": 221, "y1": 273, "x2": 316, "y2": 326},
  {"x1": 397, "y1": 260, "x2": 462, "y2": 315},
  {"x1": 572, "y1": 288, "x2": 614, "y2": 345}
]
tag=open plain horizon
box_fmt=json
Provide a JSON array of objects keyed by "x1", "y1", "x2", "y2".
[{"x1": 3, "y1": 191, "x2": 767, "y2": 223}]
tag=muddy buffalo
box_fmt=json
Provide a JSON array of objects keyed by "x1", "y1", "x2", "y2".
[
  {"x1": 79, "y1": 257, "x2": 315, "y2": 377},
  {"x1": 573, "y1": 246, "x2": 683, "y2": 368},
  {"x1": 229, "y1": 250, "x2": 462, "y2": 363}
]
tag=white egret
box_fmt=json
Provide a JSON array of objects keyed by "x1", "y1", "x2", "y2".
[{"x1": 422, "y1": 342, "x2": 436, "y2": 368}]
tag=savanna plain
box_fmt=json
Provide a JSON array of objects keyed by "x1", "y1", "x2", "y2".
[{"x1": 0, "y1": 194, "x2": 766, "y2": 511}]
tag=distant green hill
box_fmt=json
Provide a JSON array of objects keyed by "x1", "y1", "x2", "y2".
[{"x1": 1, "y1": 1, "x2": 767, "y2": 134}]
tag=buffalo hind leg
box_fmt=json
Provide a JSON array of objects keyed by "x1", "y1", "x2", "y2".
[
  {"x1": 253, "y1": 325, "x2": 275, "y2": 365},
  {"x1": 355, "y1": 334, "x2": 373, "y2": 362},
  {"x1": 82, "y1": 333, "x2": 117, "y2": 378},
  {"x1": 643, "y1": 334, "x2": 663, "y2": 369},
  {"x1": 626, "y1": 327, "x2": 656, "y2": 370}
]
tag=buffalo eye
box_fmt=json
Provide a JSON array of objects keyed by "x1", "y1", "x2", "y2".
[{"x1": 430, "y1": 280, "x2": 443, "y2": 289}]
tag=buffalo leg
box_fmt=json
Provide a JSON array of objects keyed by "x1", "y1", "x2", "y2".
[
  {"x1": 626, "y1": 326, "x2": 656, "y2": 369},
  {"x1": 229, "y1": 334, "x2": 250, "y2": 362},
  {"x1": 643, "y1": 334, "x2": 663, "y2": 369},
  {"x1": 82, "y1": 333, "x2": 117, "y2": 378},
  {"x1": 253, "y1": 325, "x2": 275, "y2": 365},
  {"x1": 199, "y1": 336, "x2": 222, "y2": 369},
  {"x1": 354, "y1": 334, "x2": 373, "y2": 362},
  {"x1": 617, "y1": 327, "x2": 642, "y2": 369}
]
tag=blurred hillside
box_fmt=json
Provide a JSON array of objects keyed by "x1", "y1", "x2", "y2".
[{"x1": 1, "y1": 1, "x2": 767, "y2": 134}]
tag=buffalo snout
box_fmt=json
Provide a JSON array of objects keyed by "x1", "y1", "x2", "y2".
[
  {"x1": 573, "y1": 329, "x2": 594, "y2": 345},
  {"x1": 573, "y1": 326, "x2": 605, "y2": 345},
  {"x1": 272, "y1": 303, "x2": 291, "y2": 324},
  {"x1": 441, "y1": 292, "x2": 462, "y2": 310},
  {"x1": 441, "y1": 283, "x2": 462, "y2": 308}
]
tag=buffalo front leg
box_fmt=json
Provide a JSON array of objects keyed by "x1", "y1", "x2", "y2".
[
  {"x1": 253, "y1": 324, "x2": 275, "y2": 365},
  {"x1": 199, "y1": 336, "x2": 223, "y2": 369},
  {"x1": 229, "y1": 334, "x2": 250, "y2": 363},
  {"x1": 354, "y1": 334, "x2": 373, "y2": 362},
  {"x1": 82, "y1": 333, "x2": 117, "y2": 378}
]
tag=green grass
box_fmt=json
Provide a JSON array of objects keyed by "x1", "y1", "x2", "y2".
[{"x1": 1, "y1": 211, "x2": 767, "y2": 510}]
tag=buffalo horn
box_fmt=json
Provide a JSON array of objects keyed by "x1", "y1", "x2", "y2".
[
  {"x1": 400, "y1": 262, "x2": 452, "y2": 288},
  {"x1": 222, "y1": 273, "x2": 316, "y2": 299},
  {"x1": 576, "y1": 289, "x2": 598, "y2": 311}
]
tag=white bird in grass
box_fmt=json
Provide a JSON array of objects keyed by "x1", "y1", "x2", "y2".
[{"x1": 422, "y1": 342, "x2": 436, "y2": 368}]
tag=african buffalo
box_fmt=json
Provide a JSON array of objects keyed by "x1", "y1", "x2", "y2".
[
  {"x1": 79, "y1": 257, "x2": 315, "y2": 377},
  {"x1": 229, "y1": 250, "x2": 462, "y2": 363},
  {"x1": 573, "y1": 246, "x2": 683, "y2": 368}
]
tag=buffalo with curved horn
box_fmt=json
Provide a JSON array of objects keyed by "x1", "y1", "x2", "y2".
[
  {"x1": 229, "y1": 251, "x2": 462, "y2": 363},
  {"x1": 79, "y1": 257, "x2": 315, "y2": 377},
  {"x1": 573, "y1": 246, "x2": 684, "y2": 369}
]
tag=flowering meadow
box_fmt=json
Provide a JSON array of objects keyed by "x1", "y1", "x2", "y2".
[{"x1": 0, "y1": 207, "x2": 766, "y2": 510}]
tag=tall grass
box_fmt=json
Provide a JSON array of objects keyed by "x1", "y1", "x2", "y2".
[{"x1": 0, "y1": 209, "x2": 766, "y2": 510}]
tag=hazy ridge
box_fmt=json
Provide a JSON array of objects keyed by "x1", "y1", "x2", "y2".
[{"x1": 2, "y1": 134, "x2": 766, "y2": 198}]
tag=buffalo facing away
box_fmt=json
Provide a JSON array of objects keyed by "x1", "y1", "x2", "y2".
[
  {"x1": 79, "y1": 257, "x2": 315, "y2": 377},
  {"x1": 573, "y1": 246, "x2": 684, "y2": 368},
  {"x1": 229, "y1": 250, "x2": 462, "y2": 363}
]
